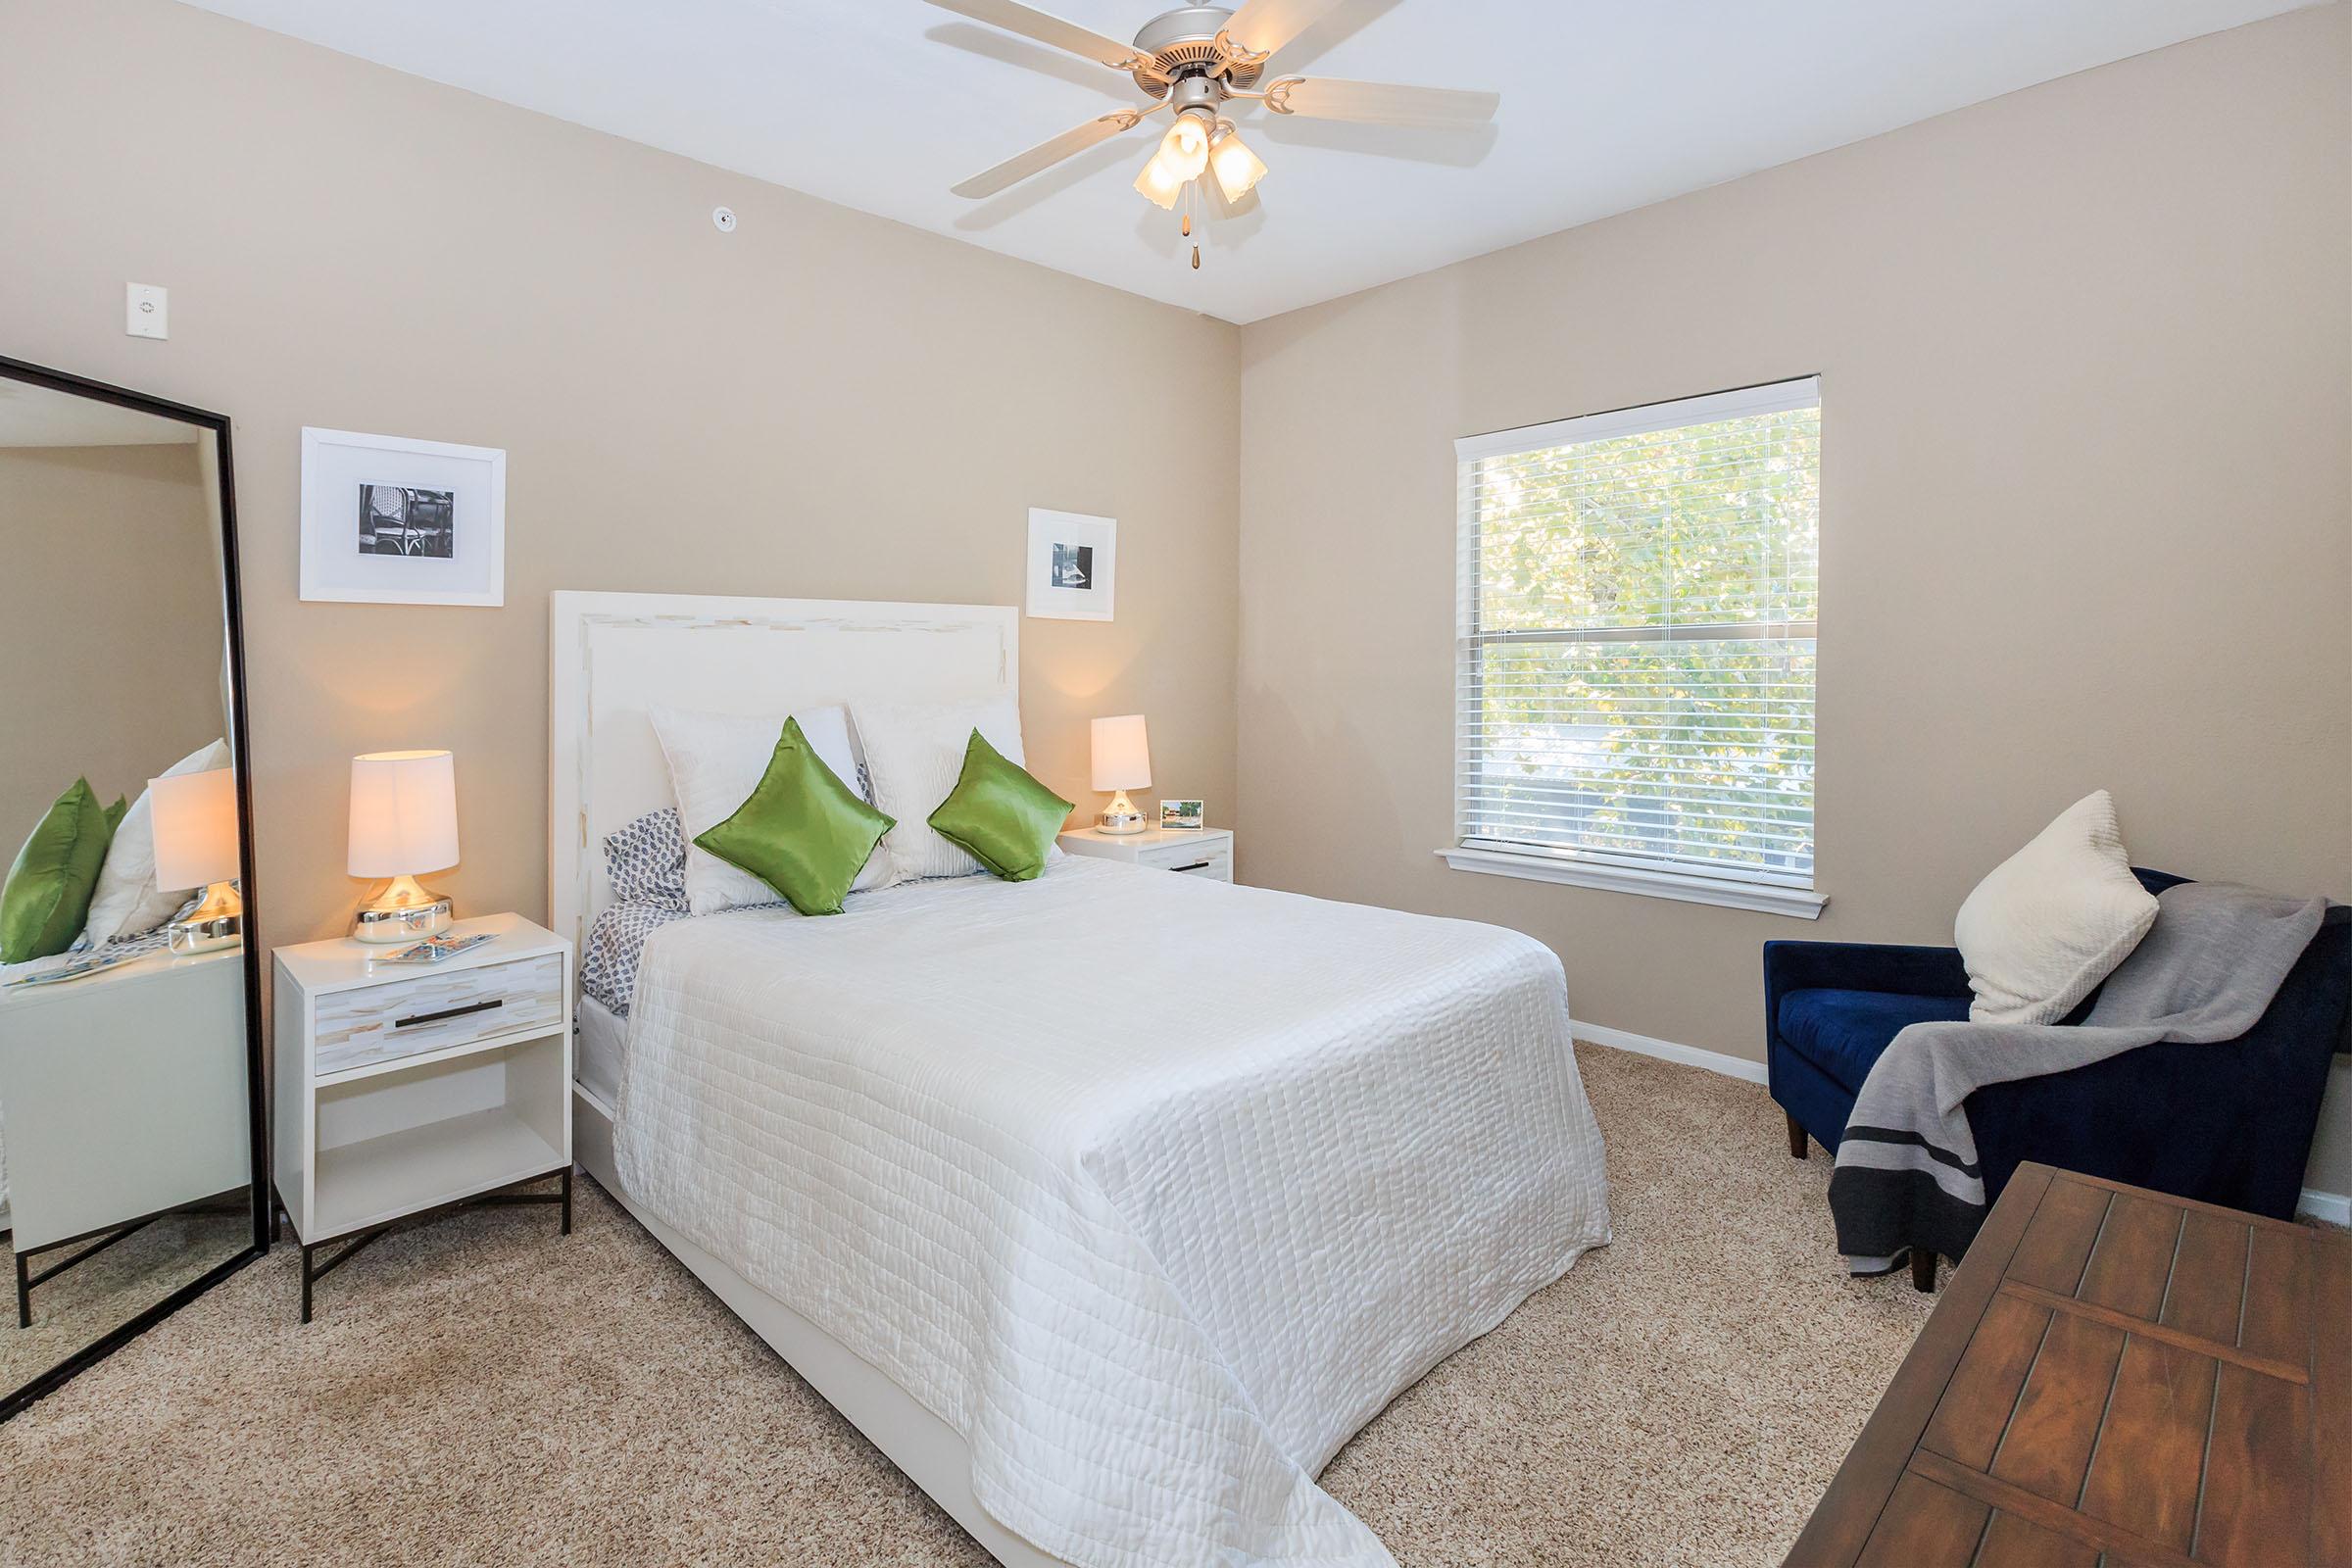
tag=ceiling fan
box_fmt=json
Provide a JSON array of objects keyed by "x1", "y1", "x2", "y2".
[{"x1": 927, "y1": 0, "x2": 1498, "y2": 267}]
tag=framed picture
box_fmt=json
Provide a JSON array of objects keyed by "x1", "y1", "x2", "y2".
[
  {"x1": 300, "y1": 427, "x2": 506, "y2": 606},
  {"x1": 1159, "y1": 800, "x2": 1204, "y2": 831},
  {"x1": 1026, "y1": 508, "x2": 1115, "y2": 622}
]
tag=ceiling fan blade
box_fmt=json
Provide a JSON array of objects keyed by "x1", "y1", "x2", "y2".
[
  {"x1": 1262, "y1": 75, "x2": 1499, "y2": 127},
  {"x1": 922, "y1": 0, "x2": 1144, "y2": 72},
  {"x1": 951, "y1": 106, "x2": 1159, "y2": 199},
  {"x1": 1220, "y1": 0, "x2": 1349, "y2": 66}
]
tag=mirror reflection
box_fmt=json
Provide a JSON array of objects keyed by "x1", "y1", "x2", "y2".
[{"x1": 0, "y1": 369, "x2": 258, "y2": 1401}]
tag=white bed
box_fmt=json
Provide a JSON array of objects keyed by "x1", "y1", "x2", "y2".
[
  {"x1": 550, "y1": 591, "x2": 1611, "y2": 1568},
  {"x1": 574, "y1": 993, "x2": 628, "y2": 1107}
]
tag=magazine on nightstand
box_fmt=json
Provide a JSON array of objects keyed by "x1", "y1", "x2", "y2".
[{"x1": 375, "y1": 932, "x2": 498, "y2": 965}]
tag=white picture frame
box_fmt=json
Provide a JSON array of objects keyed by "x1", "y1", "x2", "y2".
[
  {"x1": 1025, "y1": 508, "x2": 1115, "y2": 622},
  {"x1": 300, "y1": 426, "x2": 506, "y2": 606}
]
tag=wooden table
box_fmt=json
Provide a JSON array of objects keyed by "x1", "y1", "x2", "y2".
[{"x1": 1788, "y1": 1162, "x2": 2349, "y2": 1566}]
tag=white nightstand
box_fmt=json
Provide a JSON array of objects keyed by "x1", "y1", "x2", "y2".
[
  {"x1": 1056, "y1": 825, "x2": 1235, "y2": 883},
  {"x1": 0, "y1": 945, "x2": 252, "y2": 1326},
  {"x1": 271, "y1": 912, "x2": 573, "y2": 1322}
]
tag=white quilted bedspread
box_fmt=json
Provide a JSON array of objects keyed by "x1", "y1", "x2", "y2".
[{"x1": 615, "y1": 856, "x2": 1610, "y2": 1567}]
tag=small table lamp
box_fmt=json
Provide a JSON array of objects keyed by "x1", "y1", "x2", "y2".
[
  {"x1": 1091, "y1": 714, "x2": 1151, "y2": 836},
  {"x1": 150, "y1": 765, "x2": 242, "y2": 956},
  {"x1": 349, "y1": 749, "x2": 460, "y2": 944}
]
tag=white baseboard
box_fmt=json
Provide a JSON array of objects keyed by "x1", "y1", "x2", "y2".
[
  {"x1": 1572, "y1": 1018, "x2": 2352, "y2": 1227},
  {"x1": 1571, "y1": 1019, "x2": 1769, "y2": 1086},
  {"x1": 2300, "y1": 1188, "x2": 2350, "y2": 1227}
]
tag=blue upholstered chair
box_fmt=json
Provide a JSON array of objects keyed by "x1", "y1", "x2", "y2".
[{"x1": 1764, "y1": 869, "x2": 2351, "y2": 1289}]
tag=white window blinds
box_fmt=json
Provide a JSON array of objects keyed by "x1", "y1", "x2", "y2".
[{"x1": 1454, "y1": 378, "x2": 1820, "y2": 892}]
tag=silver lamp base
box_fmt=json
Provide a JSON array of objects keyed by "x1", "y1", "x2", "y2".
[
  {"x1": 1096, "y1": 788, "x2": 1147, "y2": 836},
  {"x1": 168, "y1": 881, "x2": 244, "y2": 956},
  {"x1": 354, "y1": 874, "x2": 454, "y2": 945}
]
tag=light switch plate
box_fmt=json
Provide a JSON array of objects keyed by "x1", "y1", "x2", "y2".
[{"x1": 125, "y1": 282, "x2": 168, "y2": 339}]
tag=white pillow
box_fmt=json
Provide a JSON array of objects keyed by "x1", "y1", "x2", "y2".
[
  {"x1": 856, "y1": 697, "x2": 1032, "y2": 884},
  {"x1": 80, "y1": 738, "x2": 232, "y2": 948},
  {"x1": 649, "y1": 705, "x2": 888, "y2": 917},
  {"x1": 1955, "y1": 790, "x2": 2159, "y2": 1025}
]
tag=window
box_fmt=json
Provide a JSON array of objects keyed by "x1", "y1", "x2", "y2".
[{"x1": 1445, "y1": 378, "x2": 1824, "y2": 917}]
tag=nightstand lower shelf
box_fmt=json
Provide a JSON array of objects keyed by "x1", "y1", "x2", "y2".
[{"x1": 312, "y1": 1104, "x2": 564, "y2": 1239}]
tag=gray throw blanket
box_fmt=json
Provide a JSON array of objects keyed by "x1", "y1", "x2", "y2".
[{"x1": 1828, "y1": 881, "x2": 2325, "y2": 1273}]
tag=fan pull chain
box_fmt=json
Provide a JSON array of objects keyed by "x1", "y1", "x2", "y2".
[{"x1": 1185, "y1": 179, "x2": 1200, "y2": 270}]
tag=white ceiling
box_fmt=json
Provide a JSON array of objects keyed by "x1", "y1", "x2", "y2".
[{"x1": 182, "y1": 0, "x2": 2319, "y2": 323}]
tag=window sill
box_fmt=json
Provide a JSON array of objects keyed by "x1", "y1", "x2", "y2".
[{"x1": 1435, "y1": 846, "x2": 1828, "y2": 919}]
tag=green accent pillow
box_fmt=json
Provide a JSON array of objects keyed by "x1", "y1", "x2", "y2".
[
  {"x1": 693, "y1": 716, "x2": 895, "y2": 917},
  {"x1": 928, "y1": 730, "x2": 1074, "y2": 882},
  {"x1": 1, "y1": 778, "x2": 122, "y2": 963}
]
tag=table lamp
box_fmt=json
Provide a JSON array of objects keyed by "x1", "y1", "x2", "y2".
[
  {"x1": 150, "y1": 765, "x2": 243, "y2": 956},
  {"x1": 349, "y1": 749, "x2": 459, "y2": 944},
  {"x1": 1091, "y1": 714, "x2": 1150, "y2": 835}
]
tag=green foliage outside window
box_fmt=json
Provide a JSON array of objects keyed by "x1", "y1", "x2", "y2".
[{"x1": 1463, "y1": 407, "x2": 1819, "y2": 879}]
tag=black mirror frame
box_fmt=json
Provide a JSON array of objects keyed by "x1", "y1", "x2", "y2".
[{"x1": 0, "y1": 354, "x2": 270, "y2": 1422}]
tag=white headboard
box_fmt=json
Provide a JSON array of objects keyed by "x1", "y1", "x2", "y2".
[{"x1": 547, "y1": 591, "x2": 1019, "y2": 956}]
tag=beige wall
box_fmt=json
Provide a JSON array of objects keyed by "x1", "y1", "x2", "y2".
[
  {"x1": 1236, "y1": 10, "x2": 2352, "y2": 1189},
  {"x1": 0, "y1": 442, "x2": 227, "y2": 838},
  {"x1": 0, "y1": 0, "x2": 1240, "y2": 983}
]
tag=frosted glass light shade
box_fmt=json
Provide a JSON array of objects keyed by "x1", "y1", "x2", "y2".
[
  {"x1": 1209, "y1": 130, "x2": 1267, "y2": 202},
  {"x1": 148, "y1": 766, "x2": 240, "y2": 891},
  {"x1": 1158, "y1": 116, "x2": 1209, "y2": 180},
  {"x1": 1091, "y1": 714, "x2": 1152, "y2": 792},
  {"x1": 1134, "y1": 151, "x2": 1186, "y2": 210},
  {"x1": 348, "y1": 749, "x2": 460, "y2": 877}
]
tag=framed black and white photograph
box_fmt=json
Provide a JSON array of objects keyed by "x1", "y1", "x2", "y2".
[
  {"x1": 1026, "y1": 508, "x2": 1115, "y2": 622},
  {"x1": 301, "y1": 427, "x2": 506, "y2": 606}
]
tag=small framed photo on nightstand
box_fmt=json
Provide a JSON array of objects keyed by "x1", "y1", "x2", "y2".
[{"x1": 1158, "y1": 800, "x2": 1204, "y2": 831}]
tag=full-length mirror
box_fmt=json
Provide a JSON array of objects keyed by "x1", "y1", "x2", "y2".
[{"x1": 0, "y1": 357, "x2": 266, "y2": 1418}]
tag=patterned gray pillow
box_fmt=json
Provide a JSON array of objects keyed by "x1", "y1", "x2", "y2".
[{"x1": 604, "y1": 808, "x2": 689, "y2": 909}]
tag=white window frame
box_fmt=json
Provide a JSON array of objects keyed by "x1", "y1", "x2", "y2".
[{"x1": 1439, "y1": 377, "x2": 1828, "y2": 919}]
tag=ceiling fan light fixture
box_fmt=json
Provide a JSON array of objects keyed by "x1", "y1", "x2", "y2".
[{"x1": 1208, "y1": 124, "x2": 1267, "y2": 202}]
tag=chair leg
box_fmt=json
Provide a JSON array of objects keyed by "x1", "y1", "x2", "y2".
[
  {"x1": 1912, "y1": 1248, "x2": 1937, "y2": 1293},
  {"x1": 1785, "y1": 1109, "x2": 1808, "y2": 1159}
]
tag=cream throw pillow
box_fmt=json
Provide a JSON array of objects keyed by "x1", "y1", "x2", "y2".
[
  {"x1": 650, "y1": 705, "x2": 887, "y2": 916},
  {"x1": 856, "y1": 697, "x2": 1031, "y2": 884},
  {"x1": 1954, "y1": 790, "x2": 2159, "y2": 1025}
]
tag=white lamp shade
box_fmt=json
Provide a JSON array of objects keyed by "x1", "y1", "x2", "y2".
[
  {"x1": 1091, "y1": 714, "x2": 1152, "y2": 792},
  {"x1": 348, "y1": 750, "x2": 460, "y2": 877},
  {"x1": 148, "y1": 766, "x2": 241, "y2": 891}
]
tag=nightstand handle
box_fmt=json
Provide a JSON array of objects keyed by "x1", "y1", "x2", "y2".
[
  {"x1": 394, "y1": 998, "x2": 504, "y2": 1030},
  {"x1": 1169, "y1": 860, "x2": 1212, "y2": 873}
]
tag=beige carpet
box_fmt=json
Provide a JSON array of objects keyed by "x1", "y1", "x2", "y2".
[
  {"x1": 0, "y1": 1045, "x2": 1933, "y2": 1566},
  {"x1": 2, "y1": 1206, "x2": 251, "y2": 1394}
]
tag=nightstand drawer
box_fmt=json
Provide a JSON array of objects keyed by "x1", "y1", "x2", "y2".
[
  {"x1": 1138, "y1": 840, "x2": 1232, "y2": 881},
  {"x1": 314, "y1": 952, "x2": 564, "y2": 1077}
]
